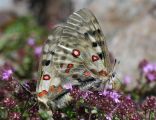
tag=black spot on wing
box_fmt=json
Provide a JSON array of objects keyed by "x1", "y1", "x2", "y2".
[
  {"x1": 92, "y1": 29, "x2": 101, "y2": 36},
  {"x1": 98, "y1": 41, "x2": 105, "y2": 46},
  {"x1": 92, "y1": 42, "x2": 98, "y2": 47},
  {"x1": 97, "y1": 29, "x2": 101, "y2": 34},
  {"x1": 42, "y1": 60, "x2": 51, "y2": 66},
  {"x1": 92, "y1": 41, "x2": 105, "y2": 48},
  {"x1": 97, "y1": 52, "x2": 105, "y2": 59},
  {"x1": 50, "y1": 51, "x2": 55, "y2": 55}
]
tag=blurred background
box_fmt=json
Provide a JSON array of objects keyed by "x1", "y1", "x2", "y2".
[{"x1": 0, "y1": 0, "x2": 156, "y2": 119}]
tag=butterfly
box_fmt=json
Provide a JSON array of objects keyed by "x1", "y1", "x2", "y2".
[{"x1": 36, "y1": 8, "x2": 116, "y2": 119}]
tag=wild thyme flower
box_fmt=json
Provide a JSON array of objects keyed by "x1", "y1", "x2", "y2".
[
  {"x1": 29, "y1": 106, "x2": 39, "y2": 118},
  {"x1": 71, "y1": 87, "x2": 119, "y2": 114},
  {"x1": 123, "y1": 75, "x2": 132, "y2": 85},
  {"x1": 138, "y1": 60, "x2": 156, "y2": 82},
  {"x1": 129, "y1": 113, "x2": 142, "y2": 120},
  {"x1": 116, "y1": 96, "x2": 140, "y2": 119},
  {"x1": 138, "y1": 59, "x2": 148, "y2": 71},
  {"x1": 27, "y1": 38, "x2": 35, "y2": 46},
  {"x1": 81, "y1": 90, "x2": 92, "y2": 99},
  {"x1": 0, "y1": 63, "x2": 14, "y2": 81},
  {"x1": 1, "y1": 69, "x2": 13, "y2": 81},
  {"x1": 34, "y1": 46, "x2": 42, "y2": 56},
  {"x1": 4, "y1": 80, "x2": 19, "y2": 91},
  {"x1": 141, "y1": 96, "x2": 156, "y2": 112},
  {"x1": 70, "y1": 87, "x2": 141, "y2": 119},
  {"x1": 63, "y1": 83, "x2": 73, "y2": 90},
  {"x1": 143, "y1": 63, "x2": 156, "y2": 82},
  {"x1": 30, "y1": 116, "x2": 41, "y2": 120},
  {"x1": 105, "y1": 114, "x2": 112, "y2": 120},
  {"x1": 8, "y1": 112, "x2": 21, "y2": 120},
  {"x1": 99, "y1": 90, "x2": 121, "y2": 103},
  {"x1": 2, "y1": 97, "x2": 16, "y2": 108}
]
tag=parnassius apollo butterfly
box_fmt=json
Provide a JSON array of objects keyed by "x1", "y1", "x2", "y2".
[{"x1": 37, "y1": 8, "x2": 116, "y2": 119}]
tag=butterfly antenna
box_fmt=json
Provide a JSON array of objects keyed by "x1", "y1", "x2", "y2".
[{"x1": 112, "y1": 59, "x2": 120, "y2": 73}]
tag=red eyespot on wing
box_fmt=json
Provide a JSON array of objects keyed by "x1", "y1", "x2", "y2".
[
  {"x1": 65, "y1": 69, "x2": 70, "y2": 73},
  {"x1": 67, "y1": 64, "x2": 74, "y2": 68},
  {"x1": 72, "y1": 49, "x2": 80, "y2": 57},
  {"x1": 84, "y1": 71, "x2": 91, "y2": 76},
  {"x1": 92, "y1": 55, "x2": 99, "y2": 62},
  {"x1": 49, "y1": 85, "x2": 55, "y2": 93},
  {"x1": 38, "y1": 90, "x2": 48, "y2": 97},
  {"x1": 98, "y1": 70, "x2": 108, "y2": 76},
  {"x1": 57, "y1": 86, "x2": 63, "y2": 93},
  {"x1": 43, "y1": 74, "x2": 51, "y2": 80}
]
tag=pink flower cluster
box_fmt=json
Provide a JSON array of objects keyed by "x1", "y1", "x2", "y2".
[{"x1": 139, "y1": 59, "x2": 156, "y2": 82}]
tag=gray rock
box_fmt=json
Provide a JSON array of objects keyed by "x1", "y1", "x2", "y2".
[
  {"x1": 110, "y1": 15, "x2": 156, "y2": 81},
  {"x1": 73, "y1": 0, "x2": 156, "y2": 37},
  {"x1": 73, "y1": 0, "x2": 156, "y2": 82}
]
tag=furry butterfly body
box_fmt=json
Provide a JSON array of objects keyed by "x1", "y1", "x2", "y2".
[{"x1": 36, "y1": 8, "x2": 115, "y2": 119}]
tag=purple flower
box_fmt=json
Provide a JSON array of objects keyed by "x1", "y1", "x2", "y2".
[
  {"x1": 123, "y1": 75, "x2": 131, "y2": 85},
  {"x1": 99, "y1": 90, "x2": 120, "y2": 103},
  {"x1": 99, "y1": 90, "x2": 108, "y2": 96},
  {"x1": 2, "y1": 69, "x2": 13, "y2": 80},
  {"x1": 82, "y1": 91, "x2": 92, "y2": 99},
  {"x1": 30, "y1": 116, "x2": 41, "y2": 120},
  {"x1": 143, "y1": 63, "x2": 156, "y2": 73},
  {"x1": 27, "y1": 38, "x2": 35, "y2": 46},
  {"x1": 34, "y1": 46, "x2": 42, "y2": 56},
  {"x1": 142, "y1": 63, "x2": 156, "y2": 82},
  {"x1": 8, "y1": 112, "x2": 21, "y2": 120},
  {"x1": 109, "y1": 91, "x2": 121, "y2": 103},
  {"x1": 3, "y1": 97, "x2": 16, "y2": 108},
  {"x1": 138, "y1": 59, "x2": 148, "y2": 70},
  {"x1": 63, "y1": 83, "x2": 73, "y2": 90},
  {"x1": 105, "y1": 115, "x2": 112, "y2": 120},
  {"x1": 141, "y1": 96, "x2": 156, "y2": 111}
]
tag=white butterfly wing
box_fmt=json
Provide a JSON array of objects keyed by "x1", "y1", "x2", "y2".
[{"x1": 36, "y1": 8, "x2": 113, "y2": 118}]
